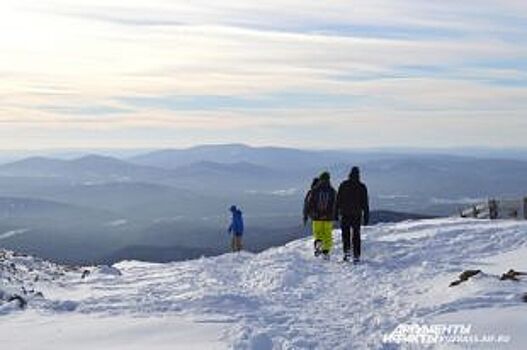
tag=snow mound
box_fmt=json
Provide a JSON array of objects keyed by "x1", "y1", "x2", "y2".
[
  {"x1": 0, "y1": 250, "x2": 122, "y2": 313},
  {"x1": 0, "y1": 250, "x2": 64, "y2": 311},
  {"x1": 1, "y1": 218, "x2": 527, "y2": 349},
  {"x1": 94, "y1": 265, "x2": 122, "y2": 276},
  {"x1": 248, "y1": 332, "x2": 274, "y2": 350}
]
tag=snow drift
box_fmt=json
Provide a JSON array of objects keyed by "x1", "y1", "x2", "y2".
[{"x1": 1, "y1": 218, "x2": 526, "y2": 349}]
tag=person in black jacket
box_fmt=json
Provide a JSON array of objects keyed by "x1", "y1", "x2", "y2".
[{"x1": 336, "y1": 167, "x2": 369, "y2": 263}]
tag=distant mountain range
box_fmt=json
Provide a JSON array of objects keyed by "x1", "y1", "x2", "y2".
[
  {"x1": 2, "y1": 144, "x2": 527, "y2": 215},
  {"x1": 128, "y1": 143, "x2": 337, "y2": 169},
  {"x1": 0, "y1": 155, "x2": 171, "y2": 182},
  {"x1": 0, "y1": 197, "x2": 113, "y2": 222},
  {"x1": 0, "y1": 143, "x2": 525, "y2": 264}
]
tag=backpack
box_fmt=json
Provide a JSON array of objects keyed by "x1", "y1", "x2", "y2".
[{"x1": 309, "y1": 184, "x2": 335, "y2": 220}]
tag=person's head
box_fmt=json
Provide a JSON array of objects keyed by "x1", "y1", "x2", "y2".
[
  {"x1": 311, "y1": 177, "x2": 320, "y2": 189},
  {"x1": 349, "y1": 167, "x2": 360, "y2": 181},
  {"x1": 229, "y1": 205, "x2": 237, "y2": 213},
  {"x1": 319, "y1": 171, "x2": 330, "y2": 183}
]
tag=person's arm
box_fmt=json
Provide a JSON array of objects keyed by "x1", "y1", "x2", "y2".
[
  {"x1": 332, "y1": 187, "x2": 339, "y2": 221},
  {"x1": 335, "y1": 184, "x2": 343, "y2": 221},
  {"x1": 302, "y1": 191, "x2": 310, "y2": 225},
  {"x1": 362, "y1": 185, "x2": 370, "y2": 226},
  {"x1": 305, "y1": 190, "x2": 315, "y2": 224}
]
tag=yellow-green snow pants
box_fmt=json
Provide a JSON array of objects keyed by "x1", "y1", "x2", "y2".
[{"x1": 312, "y1": 220, "x2": 333, "y2": 252}]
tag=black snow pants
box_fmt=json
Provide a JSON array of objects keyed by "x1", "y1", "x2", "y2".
[{"x1": 341, "y1": 218, "x2": 361, "y2": 259}]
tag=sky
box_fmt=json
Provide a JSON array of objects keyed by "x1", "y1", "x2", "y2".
[{"x1": 1, "y1": 0, "x2": 527, "y2": 150}]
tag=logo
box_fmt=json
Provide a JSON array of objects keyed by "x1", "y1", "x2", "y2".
[{"x1": 383, "y1": 323, "x2": 511, "y2": 345}]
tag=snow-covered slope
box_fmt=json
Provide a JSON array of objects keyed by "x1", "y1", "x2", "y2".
[{"x1": 1, "y1": 218, "x2": 526, "y2": 349}]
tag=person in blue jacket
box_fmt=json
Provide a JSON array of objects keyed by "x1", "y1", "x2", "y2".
[{"x1": 228, "y1": 205, "x2": 244, "y2": 252}]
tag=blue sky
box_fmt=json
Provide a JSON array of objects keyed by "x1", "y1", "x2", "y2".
[{"x1": 1, "y1": 0, "x2": 526, "y2": 149}]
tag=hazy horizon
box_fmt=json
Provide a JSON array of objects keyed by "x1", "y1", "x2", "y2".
[
  {"x1": 1, "y1": 142, "x2": 527, "y2": 152},
  {"x1": 2, "y1": 143, "x2": 527, "y2": 164}
]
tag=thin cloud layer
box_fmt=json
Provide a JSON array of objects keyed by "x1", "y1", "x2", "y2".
[{"x1": 0, "y1": 0, "x2": 526, "y2": 148}]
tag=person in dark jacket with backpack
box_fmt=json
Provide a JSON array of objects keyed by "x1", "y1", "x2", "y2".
[
  {"x1": 228, "y1": 205, "x2": 244, "y2": 252},
  {"x1": 307, "y1": 172, "x2": 337, "y2": 260},
  {"x1": 336, "y1": 167, "x2": 369, "y2": 263}
]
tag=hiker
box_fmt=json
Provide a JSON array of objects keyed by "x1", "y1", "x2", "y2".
[
  {"x1": 303, "y1": 177, "x2": 320, "y2": 227},
  {"x1": 307, "y1": 172, "x2": 337, "y2": 260},
  {"x1": 336, "y1": 166, "x2": 370, "y2": 263},
  {"x1": 228, "y1": 205, "x2": 244, "y2": 252}
]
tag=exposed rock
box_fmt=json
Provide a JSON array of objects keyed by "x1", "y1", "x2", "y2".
[
  {"x1": 8, "y1": 295, "x2": 27, "y2": 309},
  {"x1": 459, "y1": 270, "x2": 481, "y2": 281},
  {"x1": 500, "y1": 269, "x2": 527, "y2": 282},
  {"x1": 450, "y1": 268, "x2": 526, "y2": 287},
  {"x1": 449, "y1": 270, "x2": 481, "y2": 287}
]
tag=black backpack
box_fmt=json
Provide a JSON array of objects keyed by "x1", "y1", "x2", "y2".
[{"x1": 309, "y1": 185, "x2": 335, "y2": 220}]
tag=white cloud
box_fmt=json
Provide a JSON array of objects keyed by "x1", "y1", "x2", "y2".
[{"x1": 0, "y1": 1, "x2": 526, "y2": 148}]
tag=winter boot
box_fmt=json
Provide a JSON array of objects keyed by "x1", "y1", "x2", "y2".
[
  {"x1": 343, "y1": 251, "x2": 351, "y2": 262},
  {"x1": 314, "y1": 239, "x2": 322, "y2": 257},
  {"x1": 322, "y1": 250, "x2": 330, "y2": 261}
]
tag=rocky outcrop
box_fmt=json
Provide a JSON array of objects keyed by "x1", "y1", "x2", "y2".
[
  {"x1": 499, "y1": 269, "x2": 527, "y2": 282},
  {"x1": 449, "y1": 270, "x2": 482, "y2": 287},
  {"x1": 450, "y1": 268, "x2": 527, "y2": 302}
]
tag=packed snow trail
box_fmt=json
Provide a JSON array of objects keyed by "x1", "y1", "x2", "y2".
[{"x1": 1, "y1": 218, "x2": 527, "y2": 349}]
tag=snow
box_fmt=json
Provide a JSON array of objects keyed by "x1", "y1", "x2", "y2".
[
  {"x1": 94, "y1": 265, "x2": 122, "y2": 276},
  {"x1": 430, "y1": 239, "x2": 527, "y2": 350},
  {"x1": 433, "y1": 307, "x2": 526, "y2": 350},
  {"x1": 244, "y1": 188, "x2": 298, "y2": 196},
  {"x1": 106, "y1": 219, "x2": 128, "y2": 227},
  {"x1": 270, "y1": 188, "x2": 298, "y2": 196},
  {"x1": 431, "y1": 197, "x2": 486, "y2": 205},
  {"x1": 1, "y1": 312, "x2": 226, "y2": 350},
  {"x1": 1, "y1": 218, "x2": 527, "y2": 349},
  {"x1": 0, "y1": 228, "x2": 29, "y2": 240}
]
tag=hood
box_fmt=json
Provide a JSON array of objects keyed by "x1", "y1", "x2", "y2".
[{"x1": 349, "y1": 167, "x2": 360, "y2": 182}]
